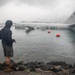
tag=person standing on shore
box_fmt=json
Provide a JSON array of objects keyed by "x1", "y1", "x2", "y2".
[{"x1": 0, "y1": 20, "x2": 16, "y2": 70}]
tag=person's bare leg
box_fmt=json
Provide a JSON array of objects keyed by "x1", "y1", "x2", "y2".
[
  {"x1": 6, "y1": 57, "x2": 10, "y2": 65},
  {"x1": 5, "y1": 57, "x2": 12, "y2": 72}
]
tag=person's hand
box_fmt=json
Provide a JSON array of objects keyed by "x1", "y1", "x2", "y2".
[{"x1": 12, "y1": 39, "x2": 16, "y2": 43}]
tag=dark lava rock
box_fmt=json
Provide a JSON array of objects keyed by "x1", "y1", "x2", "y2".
[
  {"x1": 25, "y1": 62, "x2": 36, "y2": 69},
  {"x1": 66, "y1": 64, "x2": 73, "y2": 69},
  {"x1": 36, "y1": 61, "x2": 45, "y2": 68},
  {"x1": 0, "y1": 63, "x2": 5, "y2": 70},
  {"x1": 25, "y1": 61, "x2": 37, "y2": 72},
  {"x1": 72, "y1": 69, "x2": 75, "y2": 74},
  {"x1": 13, "y1": 65, "x2": 25, "y2": 71},
  {"x1": 17, "y1": 61, "x2": 24, "y2": 65},
  {"x1": 49, "y1": 65, "x2": 62, "y2": 73},
  {"x1": 74, "y1": 63, "x2": 75, "y2": 67},
  {"x1": 50, "y1": 68, "x2": 62, "y2": 73},
  {"x1": 47, "y1": 61, "x2": 67, "y2": 66},
  {"x1": 30, "y1": 68, "x2": 36, "y2": 72}
]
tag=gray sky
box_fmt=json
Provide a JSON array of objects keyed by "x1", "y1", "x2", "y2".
[{"x1": 0, "y1": 0, "x2": 75, "y2": 23}]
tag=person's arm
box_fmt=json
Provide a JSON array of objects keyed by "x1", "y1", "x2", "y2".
[{"x1": 7, "y1": 30, "x2": 16, "y2": 43}]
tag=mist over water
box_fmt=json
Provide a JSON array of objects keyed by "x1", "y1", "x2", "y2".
[{"x1": 0, "y1": 27, "x2": 75, "y2": 64}]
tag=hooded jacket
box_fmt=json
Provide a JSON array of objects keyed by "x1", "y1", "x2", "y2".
[{"x1": 1, "y1": 20, "x2": 14, "y2": 47}]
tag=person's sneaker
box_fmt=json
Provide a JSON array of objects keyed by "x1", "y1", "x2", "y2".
[{"x1": 4, "y1": 66, "x2": 13, "y2": 72}]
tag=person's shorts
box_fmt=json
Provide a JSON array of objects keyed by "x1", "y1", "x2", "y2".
[{"x1": 2, "y1": 45, "x2": 13, "y2": 57}]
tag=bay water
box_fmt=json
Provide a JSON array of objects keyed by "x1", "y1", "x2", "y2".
[{"x1": 0, "y1": 27, "x2": 75, "y2": 64}]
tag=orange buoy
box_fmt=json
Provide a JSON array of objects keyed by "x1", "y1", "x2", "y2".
[
  {"x1": 48, "y1": 30, "x2": 51, "y2": 33},
  {"x1": 56, "y1": 34, "x2": 60, "y2": 37}
]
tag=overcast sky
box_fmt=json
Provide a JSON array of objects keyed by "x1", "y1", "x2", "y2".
[{"x1": 0, "y1": 0, "x2": 75, "y2": 23}]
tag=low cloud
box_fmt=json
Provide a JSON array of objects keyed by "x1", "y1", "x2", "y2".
[
  {"x1": 18, "y1": 0, "x2": 58, "y2": 7},
  {"x1": 0, "y1": 0, "x2": 10, "y2": 6},
  {"x1": 0, "y1": 0, "x2": 59, "y2": 8},
  {"x1": 0, "y1": 0, "x2": 75, "y2": 23}
]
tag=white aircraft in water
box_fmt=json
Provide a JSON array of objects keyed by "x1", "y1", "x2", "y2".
[
  {"x1": 15, "y1": 21, "x2": 70, "y2": 31},
  {"x1": 15, "y1": 11, "x2": 75, "y2": 32}
]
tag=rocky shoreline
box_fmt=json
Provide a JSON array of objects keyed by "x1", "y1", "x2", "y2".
[{"x1": 0, "y1": 60, "x2": 75, "y2": 75}]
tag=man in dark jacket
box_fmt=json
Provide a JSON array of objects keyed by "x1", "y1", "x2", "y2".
[{"x1": 1, "y1": 20, "x2": 16, "y2": 67}]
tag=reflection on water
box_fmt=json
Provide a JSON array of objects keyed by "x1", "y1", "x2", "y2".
[{"x1": 0, "y1": 27, "x2": 75, "y2": 64}]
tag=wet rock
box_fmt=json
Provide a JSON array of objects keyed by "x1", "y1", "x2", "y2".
[
  {"x1": 38, "y1": 64, "x2": 48, "y2": 70},
  {"x1": 13, "y1": 65, "x2": 25, "y2": 71},
  {"x1": 47, "y1": 61, "x2": 67, "y2": 67},
  {"x1": 38, "y1": 64, "x2": 54, "y2": 71},
  {"x1": 50, "y1": 66, "x2": 62, "y2": 73},
  {"x1": 74, "y1": 63, "x2": 75, "y2": 67},
  {"x1": 65, "y1": 64, "x2": 73, "y2": 69},
  {"x1": 57, "y1": 70, "x2": 69, "y2": 75},
  {"x1": 25, "y1": 62, "x2": 36, "y2": 69},
  {"x1": 25, "y1": 61, "x2": 36, "y2": 72},
  {"x1": 25, "y1": 61, "x2": 46, "y2": 72},
  {"x1": 38, "y1": 62, "x2": 45, "y2": 65},
  {"x1": 13, "y1": 61, "x2": 25, "y2": 71},
  {"x1": 17, "y1": 61, "x2": 24, "y2": 65},
  {"x1": 30, "y1": 68, "x2": 36, "y2": 72},
  {"x1": 0, "y1": 63, "x2": 5, "y2": 70},
  {"x1": 0, "y1": 60, "x2": 74, "y2": 74},
  {"x1": 72, "y1": 69, "x2": 75, "y2": 74},
  {"x1": 50, "y1": 68, "x2": 62, "y2": 73},
  {"x1": 36, "y1": 61, "x2": 45, "y2": 68}
]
